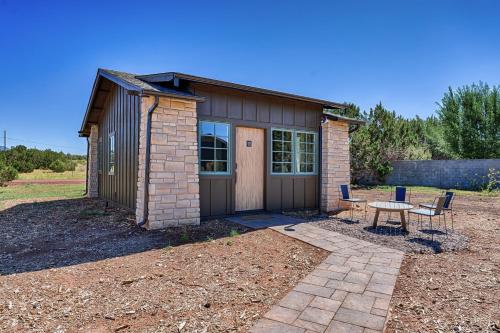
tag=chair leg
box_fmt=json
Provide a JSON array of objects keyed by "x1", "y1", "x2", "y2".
[
  {"x1": 438, "y1": 214, "x2": 441, "y2": 228},
  {"x1": 364, "y1": 202, "x2": 367, "y2": 221},
  {"x1": 408, "y1": 213, "x2": 412, "y2": 233},
  {"x1": 350, "y1": 202, "x2": 354, "y2": 221},
  {"x1": 450, "y1": 210, "x2": 454, "y2": 230},
  {"x1": 443, "y1": 213, "x2": 448, "y2": 236},
  {"x1": 429, "y1": 216, "x2": 433, "y2": 241}
]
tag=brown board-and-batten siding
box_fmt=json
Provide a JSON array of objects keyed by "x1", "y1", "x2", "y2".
[
  {"x1": 192, "y1": 83, "x2": 321, "y2": 218},
  {"x1": 97, "y1": 83, "x2": 140, "y2": 210}
]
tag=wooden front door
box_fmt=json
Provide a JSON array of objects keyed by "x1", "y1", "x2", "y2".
[{"x1": 235, "y1": 127, "x2": 265, "y2": 211}]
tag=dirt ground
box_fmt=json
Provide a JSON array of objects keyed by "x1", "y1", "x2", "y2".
[
  {"x1": 1, "y1": 190, "x2": 498, "y2": 333},
  {"x1": 0, "y1": 198, "x2": 326, "y2": 332},
  {"x1": 344, "y1": 189, "x2": 499, "y2": 333}
]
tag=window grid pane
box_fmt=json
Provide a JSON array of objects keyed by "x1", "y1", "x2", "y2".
[
  {"x1": 271, "y1": 129, "x2": 293, "y2": 174},
  {"x1": 199, "y1": 121, "x2": 230, "y2": 173},
  {"x1": 108, "y1": 132, "x2": 115, "y2": 175},
  {"x1": 296, "y1": 131, "x2": 316, "y2": 174}
]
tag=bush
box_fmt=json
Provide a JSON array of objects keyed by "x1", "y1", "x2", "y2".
[
  {"x1": 0, "y1": 163, "x2": 18, "y2": 186},
  {"x1": 485, "y1": 168, "x2": 500, "y2": 192},
  {"x1": 49, "y1": 159, "x2": 66, "y2": 173},
  {"x1": 0, "y1": 145, "x2": 86, "y2": 174},
  {"x1": 64, "y1": 160, "x2": 77, "y2": 172}
]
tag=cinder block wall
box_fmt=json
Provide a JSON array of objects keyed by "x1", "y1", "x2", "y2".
[
  {"x1": 136, "y1": 96, "x2": 200, "y2": 229},
  {"x1": 320, "y1": 120, "x2": 351, "y2": 212},
  {"x1": 386, "y1": 159, "x2": 500, "y2": 189},
  {"x1": 87, "y1": 124, "x2": 99, "y2": 198}
]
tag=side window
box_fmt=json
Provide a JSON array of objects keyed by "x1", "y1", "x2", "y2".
[
  {"x1": 108, "y1": 132, "x2": 115, "y2": 175},
  {"x1": 271, "y1": 129, "x2": 293, "y2": 174},
  {"x1": 98, "y1": 137, "x2": 103, "y2": 174},
  {"x1": 296, "y1": 131, "x2": 317, "y2": 174},
  {"x1": 199, "y1": 121, "x2": 230, "y2": 174}
]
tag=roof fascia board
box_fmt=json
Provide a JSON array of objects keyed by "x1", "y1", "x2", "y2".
[
  {"x1": 135, "y1": 72, "x2": 175, "y2": 83},
  {"x1": 98, "y1": 69, "x2": 142, "y2": 92},
  {"x1": 79, "y1": 70, "x2": 142, "y2": 136},
  {"x1": 79, "y1": 71, "x2": 102, "y2": 136},
  {"x1": 138, "y1": 89, "x2": 206, "y2": 102},
  {"x1": 322, "y1": 110, "x2": 366, "y2": 125},
  {"x1": 170, "y1": 72, "x2": 348, "y2": 109}
]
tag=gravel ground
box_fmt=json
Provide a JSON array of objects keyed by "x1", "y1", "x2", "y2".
[
  {"x1": 351, "y1": 189, "x2": 499, "y2": 333},
  {"x1": 308, "y1": 212, "x2": 468, "y2": 254},
  {"x1": 0, "y1": 198, "x2": 327, "y2": 332}
]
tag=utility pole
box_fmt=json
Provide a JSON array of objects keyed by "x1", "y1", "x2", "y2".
[{"x1": 2, "y1": 130, "x2": 5, "y2": 151}]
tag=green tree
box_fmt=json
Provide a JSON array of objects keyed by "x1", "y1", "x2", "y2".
[
  {"x1": 49, "y1": 159, "x2": 66, "y2": 172},
  {"x1": 437, "y1": 83, "x2": 500, "y2": 158},
  {"x1": 343, "y1": 103, "x2": 432, "y2": 182},
  {"x1": 0, "y1": 161, "x2": 18, "y2": 186}
]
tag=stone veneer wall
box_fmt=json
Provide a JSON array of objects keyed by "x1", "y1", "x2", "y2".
[
  {"x1": 320, "y1": 120, "x2": 351, "y2": 212},
  {"x1": 87, "y1": 124, "x2": 99, "y2": 198},
  {"x1": 136, "y1": 96, "x2": 200, "y2": 229}
]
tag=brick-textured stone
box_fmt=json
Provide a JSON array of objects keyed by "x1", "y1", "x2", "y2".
[
  {"x1": 321, "y1": 120, "x2": 350, "y2": 212},
  {"x1": 136, "y1": 96, "x2": 200, "y2": 229},
  {"x1": 87, "y1": 124, "x2": 99, "y2": 198},
  {"x1": 250, "y1": 223, "x2": 404, "y2": 333}
]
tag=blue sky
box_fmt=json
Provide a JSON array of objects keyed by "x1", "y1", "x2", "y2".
[{"x1": 0, "y1": 0, "x2": 499, "y2": 154}]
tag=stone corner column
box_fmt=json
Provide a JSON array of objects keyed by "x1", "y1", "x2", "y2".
[
  {"x1": 136, "y1": 96, "x2": 201, "y2": 230},
  {"x1": 87, "y1": 124, "x2": 99, "y2": 198},
  {"x1": 320, "y1": 120, "x2": 351, "y2": 212}
]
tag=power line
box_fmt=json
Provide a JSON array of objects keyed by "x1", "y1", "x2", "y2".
[{"x1": 6, "y1": 137, "x2": 84, "y2": 150}]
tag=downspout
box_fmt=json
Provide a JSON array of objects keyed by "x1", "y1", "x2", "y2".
[
  {"x1": 84, "y1": 137, "x2": 89, "y2": 196},
  {"x1": 138, "y1": 95, "x2": 160, "y2": 227}
]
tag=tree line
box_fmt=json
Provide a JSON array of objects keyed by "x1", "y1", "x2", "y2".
[
  {"x1": 339, "y1": 82, "x2": 500, "y2": 182},
  {"x1": 0, "y1": 145, "x2": 86, "y2": 185}
]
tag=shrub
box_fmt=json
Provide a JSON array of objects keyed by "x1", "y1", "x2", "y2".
[
  {"x1": 229, "y1": 229, "x2": 240, "y2": 237},
  {"x1": 64, "y1": 160, "x2": 77, "y2": 172},
  {"x1": 0, "y1": 163, "x2": 18, "y2": 186},
  {"x1": 485, "y1": 168, "x2": 500, "y2": 192},
  {"x1": 0, "y1": 145, "x2": 86, "y2": 174},
  {"x1": 49, "y1": 159, "x2": 66, "y2": 173},
  {"x1": 180, "y1": 229, "x2": 189, "y2": 242}
]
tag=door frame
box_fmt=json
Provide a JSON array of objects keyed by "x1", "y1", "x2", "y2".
[{"x1": 234, "y1": 126, "x2": 266, "y2": 212}]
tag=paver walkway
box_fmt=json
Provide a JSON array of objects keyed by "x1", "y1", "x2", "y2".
[{"x1": 249, "y1": 222, "x2": 404, "y2": 333}]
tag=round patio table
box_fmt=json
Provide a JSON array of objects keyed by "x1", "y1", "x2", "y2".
[{"x1": 368, "y1": 201, "x2": 414, "y2": 231}]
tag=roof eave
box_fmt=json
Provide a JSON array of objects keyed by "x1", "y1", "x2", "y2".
[
  {"x1": 140, "y1": 89, "x2": 206, "y2": 102},
  {"x1": 139, "y1": 72, "x2": 347, "y2": 109},
  {"x1": 80, "y1": 70, "x2": 205, "y2": 137},
  {"x1": 323, "y1": 110, "x2": 366, "y2": 125},
  {"x1": 79, "y1": 69, "x2": 144, "y2": 137}
]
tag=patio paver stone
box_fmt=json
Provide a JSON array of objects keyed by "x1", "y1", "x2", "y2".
[{"x1": 249, "y1": 222, "x2": 404, "y2": 333}]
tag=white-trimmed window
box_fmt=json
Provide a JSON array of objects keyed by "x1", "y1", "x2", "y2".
[
  {"x1": 98, "y1": 137, "x2": 103, "y2": 174},
  {"x1": 271, "y1": 128, "x2": 318, "y2": 175},
  {"x1": 296, "y1": 131, "x2": 317, "y2": 174},
  {"x1": 271, "y1": 129, "x2": 293, "y2": 174},
  {"x1": 199, "y1": 121, "x2": 230, "y2": 174},
  {"x1": 108, "y1": 132, "x2": 115, "y2": 175}
]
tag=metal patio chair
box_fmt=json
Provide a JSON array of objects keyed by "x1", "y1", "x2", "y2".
[
  {"x1": 419, "y1": 191, "x2": 455, "y2": 229},
  {"x1": 388, "y1": 186, "x2": 411, "y2": 222},
  {"x1": 338, "y1": 184, "x2": 367, "y2": 221},
  {"x1": 408, "y1": 196, "x2": 448, "y2": 238}
]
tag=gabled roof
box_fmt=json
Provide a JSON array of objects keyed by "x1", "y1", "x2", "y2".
[
  {"x1": 79, "y1": 69, "x2": 203, "y2": 136},
  {"x1": 80, "y1": 69, "x2": 359, "y2": 137},
  {"x1": 137, "y1": 72, "x2": 348, "y2": 110}
]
